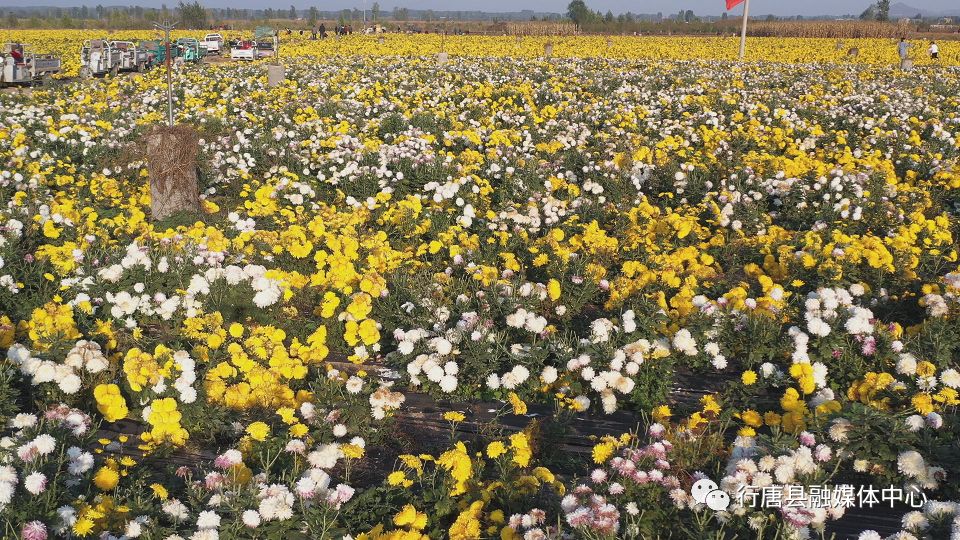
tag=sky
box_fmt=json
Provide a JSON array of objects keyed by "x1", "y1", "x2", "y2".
[{"x1": 3, "y1": 0, "x2": 959, "y2": 17}]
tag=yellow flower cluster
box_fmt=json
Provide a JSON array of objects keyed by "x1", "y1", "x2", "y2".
[
  {"x1": 789, "y1": 363, "x2": 817, "y2": 395},
  {"x1": 140, "y1": 397, "x2": 189, "y2": 447},
  {"x1": 438, "y1": 442, "x2": 473, "y2": 496},
  {"x1": 205, "y1": 324, "x2": 319, "y2": 410},
  {"x1": 72, "y1": 495, "x2": 129, "y2": 537},
  {"x1": 26, "y1": 301, "x2": 81, "y2": 350},
  {"x1": 93, "y1": 384, "x2": 129, "y2": 423},
  {"x1": 847, "y1": 372, "x2": 896, "y2": 410},
  {"x1": 122, "y1": 347, "x2": 163, "y2": 392}
]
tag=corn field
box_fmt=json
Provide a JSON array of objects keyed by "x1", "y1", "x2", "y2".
[
  {"x1": 506, "y1": 21, "x2": 578, "y2": 36},
  {"x1": 749, "y1": 20, "x2": 915, "y2": 38}
]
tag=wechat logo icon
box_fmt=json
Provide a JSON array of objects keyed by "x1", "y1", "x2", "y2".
[{"x1": 691, "y1": 478, "x2": 730, "y2": 511}]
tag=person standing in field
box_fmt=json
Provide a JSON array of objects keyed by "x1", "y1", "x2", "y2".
[
  {"x1": 898, "y1": 38, "x2": 911, "y2": 60},
  {"x1": 929, "y1": 41, "x2": 939, "y2": 60}
]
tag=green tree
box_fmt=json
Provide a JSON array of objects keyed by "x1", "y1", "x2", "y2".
[
  {"x1": 308, "y1": 6, "x2": 318, "y2": 26},
  {"x1": 372, "y1": 2, "x2": 380, "y2": 22},
  {"x1": 5, "y1": 11, "x2": 17, "y2": 28},
  {"x1": 604, "y1": 10, "x2": 614, "y2": 23},
  {"x1": 567, "y1": 0, "x2": 590, "y2": 30},
  {"x1": 178, "y1": 0, "x2": 207, "y2": 28},
  {"x1": 875, "y1": 0, "x2": 890, "y2": 21},
  {"x1": 289, "y1": 5, "x2": 296, "y2": 19}
]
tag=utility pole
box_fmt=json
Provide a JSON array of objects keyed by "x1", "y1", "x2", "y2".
[
  {"x1": 154, "y1": 20, "x2": 177, "y2": 127},
  {"x1": 440, "y1": 16, "x2": 447, "y2": 52}
]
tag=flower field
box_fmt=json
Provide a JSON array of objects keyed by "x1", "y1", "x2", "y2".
[
  {"x1": 1, "y1": 31, "x2": 960, "y2": 540},
  {"x1": 2, "y1": 29, "x2": 959, "y2": 77}
]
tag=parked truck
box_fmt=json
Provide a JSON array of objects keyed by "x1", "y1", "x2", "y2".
[
  {"x1": 202, "y1": 33, "x2": 224, "y2": 55},
  {"x1": 230, "y1": 39, "x2": 257, "y2": 61},
  {"x1": 0, "y1": 43, "x2": 61, "y2": 86}
]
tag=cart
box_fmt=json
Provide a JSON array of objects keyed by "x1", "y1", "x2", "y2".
[{"x1": 0, "y1": 43, "x2": 61, "y2": 86}]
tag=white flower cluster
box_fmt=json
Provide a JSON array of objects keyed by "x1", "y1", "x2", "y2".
[
  {"x1": 803, "y1": 286, "x2": 873, "y2": 338},
  {"x1": 486, "y1": 365, "x2": 531, "y2": 391},
  {"x1": 897, "y1": 450, "x2": 945, "y2": 491},
  {"x1": 0, "y1": 406, "x2": 94, "y2": 510},
  {"x1": 188, "y1": 264, "x2": 285, "y2": 309},
  {"x1": 0, "y1": 217, "x2": 24, "y2": 292},
  {"x1": 256, "y1": 484, "x2": 295, "y2": 521},
  {"x1": 920, "y1": 270, "x2": 960, "y2": 318},
  {"x1": 506, "y1": 308, "x2": 548, "y2": 334},
  {"x1": 859, "y1": 500, "x2": 960, "y2": 540},
  {"x1": 154, "y1": 350, "x2": 199, "y2": 405},
  {"x1": 292, "y1": 470, "x2": 355, "y2": 510},
  {"x1": 0, "y1": 465, "x2": 16, "y2": 509},
  {"x1": 368, "y1": 385, "x2": 406, "y2": 420},
  {"x1": 7, "y1": 341, "x2": 105, "y2": 395},
  {"x1": 724, "y1": 434, "x2": 843, "y2": 533}
]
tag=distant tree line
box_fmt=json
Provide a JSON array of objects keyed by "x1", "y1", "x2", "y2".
[
  {"x1": 0, "y1": 0, "x2": 937, "y2": 32},
  {"x1": 0, "y1": 3, "x2": 570, "y2": 30},
  {"x1": 565, "y1": 0, "x2": 835, "y2": 35}
]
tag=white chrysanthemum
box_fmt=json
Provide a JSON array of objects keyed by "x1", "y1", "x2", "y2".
[
  {"x1": 241, "y1": 509, "x2": 261, "y2": 528},
  {"x1": 828, "y1": 418, "x2": 852, "y2": 443},
  {"x1": 940, "y1": 369, "x2": 960, "y2": 389},
  {"x1": 439, "y1": 375, "x2": 458, "y2": 393},
  {"x1": 59, "y1": 373, "x2": 82, "y2": 394},
  {"x1": 672, "y1": 329, "x2": 697, "y2": 356},
  {"x1": 345, "y1": 376, "x2": 364, "y2": 394},
  {"x1": 897, "y1": 451, "x2": 926, "y2": 479},
  {"x1": 162, "y1": 499, "x2": 189, "y2": 521},
  {"x1": 897, "y1": 354, "x2": 918, "y2": 376},
  {"x1": 307, "y1": 444, "x2": 342, "y2": 469},
  {"x1": 33, "y1": 434, "x2": 56, "y2": 455},
  {"x1": 901, "y1": 511, "x2": 928, "y2": 531},
  {"x1": 11, "y1": 413, "x2": 37, "y2": 429},
  {"x1": 541, "y1": 366, "x2": 558, "y2": 384},
  {"x1": 24, "y1": 471, "x2": 46, "y2": 494},
  {"x1": 196, "y1": 510, "x2": 221, "y2": 529},
  {"x1": 807, "y1": 318, "x2": 831, "y2": 337},
  {"x1": 905, "y1": 415, "x2": 925, "y2": 432}
]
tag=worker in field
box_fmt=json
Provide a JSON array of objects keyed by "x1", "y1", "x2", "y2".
[
  {"x1": 898, "y1": 38, "x2": 911, "y2": 60},
  {"x1": 319, "y1": 23, "x2": 326, "y2": 38},
  {"x1": 929, "y1": 41, "x2": 939, "y2": 60}
]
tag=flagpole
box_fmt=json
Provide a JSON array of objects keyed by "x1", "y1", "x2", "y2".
[{"x1": 738, "y1": 0, "x2": 750, "y2": 61}]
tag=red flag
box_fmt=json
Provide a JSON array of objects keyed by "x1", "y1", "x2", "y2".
[{"x1": 727, "y1": 0, "x2": 744, "y2": 9}]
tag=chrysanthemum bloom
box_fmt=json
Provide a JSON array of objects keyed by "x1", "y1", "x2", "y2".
[{"x1": 22, "y1": 521, "x2": 48, "y2": 540}]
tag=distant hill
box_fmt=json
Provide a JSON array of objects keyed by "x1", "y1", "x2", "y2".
[{"x1": 889, "y1": 2, "x2": 960, "y2": 19}]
